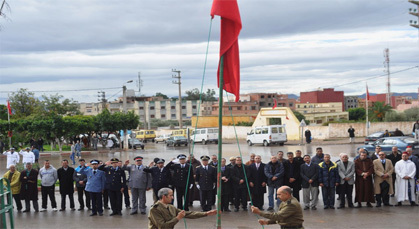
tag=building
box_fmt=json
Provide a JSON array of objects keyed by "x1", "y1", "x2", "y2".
[
  {"x1": 300, "y1": 88, "x2": 344, "y2": 111},
  {"x1": 79, "y1": 102, "x2": 107, "y2": 116},
  {"x1": 344, "y1": 96, "x2": 359, "y2": 110},
  {"x1": 295, "y1": 102, "x2": 349, "y2": 125},
  {"x1": 396, "y1": 101, "x2": 419, "y2": 112},
  {"x1": 360, "y1": 93, "x2": 412, "y2": 109}
]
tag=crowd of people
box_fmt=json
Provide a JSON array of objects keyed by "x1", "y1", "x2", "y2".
[{"x1": 2, "y1": 146, "x2": 419, "y2": 219}]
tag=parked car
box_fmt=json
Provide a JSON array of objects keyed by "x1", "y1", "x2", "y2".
[
  {"x1": 364, "y1": 131, "x2": 396, "y2": 144},
  {"x1": 155, "y1": 134, "x2": 171, "y2": 143},
  {"x1": 246, "y1": 125, "x2": 287, "y2": 146},
  {"x1": 357, "y1": 136, "x2": 419, "y2": 156},
  {"x1": 166, "y1": 136, "x2": 188, "y2": 147},
  {"x1": 128, "y1": 138, "x2": 145, "y2": 150},
  {"x1": 190, "y1": 128, "x2": 218, "y2": 144}
]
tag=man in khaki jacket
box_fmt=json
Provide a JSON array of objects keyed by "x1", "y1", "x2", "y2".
[
  {"x1": 148, "y1": 188, "x2": 217, "y2": 229},
  {"x1": 373, "y1": 152, "x2": 394, "y2": 207},
  {"x1": 2, "y1": 165, "x2": 22, "y2": 212}
]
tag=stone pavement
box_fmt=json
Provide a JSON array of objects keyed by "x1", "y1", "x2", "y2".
[{"x1": 4, "y1": 190, "x2": 419, "y2": 229}]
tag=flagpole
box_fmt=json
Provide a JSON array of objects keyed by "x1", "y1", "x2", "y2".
[
  {"x1": 366, "y1": 84, "x2": 369, "y2": 136},
  {"x1": 7, "y1": 94, "x2": 11, "y2": 147},
  {"x1": 216, "y1": 55, "x2": 224, "y2": 229}
]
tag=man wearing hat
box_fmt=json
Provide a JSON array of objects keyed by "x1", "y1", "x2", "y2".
[
  {"x1": 123, "y1": 156, "x2": 152, "y2": 215},
  {"x1": 195, "y1": 155, "x2": 216, "y2": 211},
  {"x1": 167, "y1": 154, "x2": 194, "y2": 211},
  {"x1": 99, "y1": 158, "x2": 127, "y2": 216},
  {"x1": 85, "y1": 160, "x2": 106, "y2": 216},
  {"x1": 144, "y1": 158, "x2": 172, "y2": 202},
  {"x1": 3, "y1": 147, "x2": 20, "y2": 169},
  {"x1": 19, "y1": 147, "x2": 35, "y2": 165},
  {"x1": 73, "y1": 158, "x2": 91, "y2": 211}
]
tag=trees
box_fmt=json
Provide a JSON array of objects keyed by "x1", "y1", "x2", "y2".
[
  {"x1": 154, "y1": 92, "x2": 169, "y2": 99},
  {"x1": 292, "y1": 110, "x2": 310, "y2": 125},
  {"x1": 185, "y1": 88, "x2": 217, "y2": 101},
  {"x1": 370, "y1": 102, "x2": 392, "y2": 121},
  {"x1": 348, "y1": 108, "x2": 366, "y2": 121},
  {"x1": 9, "y1": 89, "x2": 41, "y2": 119},
  {"x1": 39, "y1": 94, "x2": 81, "y2": 116}
]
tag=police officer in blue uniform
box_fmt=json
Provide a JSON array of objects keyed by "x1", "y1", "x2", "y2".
[
  {"x1": 144, "y1": 158, "x2": 172, "y2": 201},
  {"x1": 195, "y1": 155, "x2": 217, "y2": 211},
  {"x1": 99, "y1": 158, "x2": 126, "y2": 216},
  {"x1": 85, "y1": 160, "x2": 106, "y2": 216},
  {"x1": 167, "y1": 154, "x2": 194, "y2": 211}
]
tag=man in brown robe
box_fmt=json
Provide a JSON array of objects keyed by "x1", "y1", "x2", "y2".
[{"x1": 354, "y1": 151, "x2": 375, "y2": 207}]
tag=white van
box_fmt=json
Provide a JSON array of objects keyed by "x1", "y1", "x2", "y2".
[
  {"x1": 246, "y1": 125, "x2": 287, "y2": 146},
  {"x1": 190, "y1": 128, "x2": 219, "y2": 144}
]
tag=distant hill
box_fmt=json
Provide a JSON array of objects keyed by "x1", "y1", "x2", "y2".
[
  {"x1": 358, "y1": 92, "x2": 418, "y2": 99},
  {"x1": 287, "y1": 94, "x2": 299, "y2": 99}
]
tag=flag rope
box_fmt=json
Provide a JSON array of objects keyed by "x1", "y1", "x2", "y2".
[
  {"x1": 181, "y1": 18, "x2": 213, "y2": 229},
  {"x1": 225, "y1": 92, "x2": 265, "y2": 229}
]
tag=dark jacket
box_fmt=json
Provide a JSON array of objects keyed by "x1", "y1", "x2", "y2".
[
  {"x1": 195, "y1": 165, "x2": 216, "y2": 191},
  {"x1": 231, "y1": 164, "x2": 250, "y2": 189},
  {"x1": 264, "y1": 161, "x2": 284, "y2": 188},
  {"x1": 19, "y1": 169, "x2": 39, "y2": 200},
  {"x1": 348, "y1": 128, "x2": 355, "y2": 137},
  {"x1": 73, "y1": 165, "x2": 91, "y2": 188},
  {"x1": 99, "y1": 165, "x2": 127, "y2": 191},
  {"x1": 221, "y1": 166, "x2": 232, "y2": 195},
  {"x1": 311, "y1": 154, "x2": 324, "y2": 165},
  {"x1": 168, "y1": 162, "x2": 194, "y2": 189},
  {"x1": 249, "y1": 163, "x2": 267, "y2": 194},
  {"x1": 300, "y1": 163, "x2": 319, "y2": 188},
  {"x1": 386, "y1": 153, "x2": 402, "y2": 166},
  {"x1": 143, "y1": 165, "x2": 172, "y2": 190},
  {"x1": 283, "y1": 160, "x2": 301, "y2": 190},
  {"x1": 57, "y1": 167, "x2": 75, "y2": 194},
  {"x1": 318, "y1": 161, "x2": 339, "y2": 187}
]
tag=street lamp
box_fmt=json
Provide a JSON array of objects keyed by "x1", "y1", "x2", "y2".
[{"x1": 123, "y1": 80, "x2": 133, "y2": 150}]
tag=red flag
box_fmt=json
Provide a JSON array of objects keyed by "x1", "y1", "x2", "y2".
[
  {"x1": 272, "y1": 98, "x2": 277, "y2": 109},
  {"x1": 211, "y1": 0, "x2": 242, "y2": 102},
  {"x1": 286, "y1": 116, "x2": 289, "y2": 120},
  {"x1": 366, "y1": 84, "x2": 369, "y2": 101},
  {"x1": 7, "y1": 100, "x2": 12, "y2": 115}
]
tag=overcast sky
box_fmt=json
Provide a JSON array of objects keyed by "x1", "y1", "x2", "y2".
[{"x1": 0, "y1": 0, "x2": 418, "y2": 103}]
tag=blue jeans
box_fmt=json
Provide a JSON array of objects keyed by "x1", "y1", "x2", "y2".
[
  {"x1": 70, "y1": 152, "x2": 76, "y2": 165},
  {"x1": 268, "y1": 186, "x2": 281, "y2": 208},
  {"x1": 321, "y1": 186, "x2": 336, "y2": 207}
]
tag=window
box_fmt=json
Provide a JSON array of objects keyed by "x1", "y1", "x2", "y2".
[
  {"x1": 268, "y1": 103, "x2": 271, "y2": 106},
  {"x1": 289, "y1": 103, "x2": 293, "y2": 107},
  {"x1": 161, "y1": 106, "x2": 166, "y2": 110},
  {"x1": 304, "y1": 105, "x2": 306, "y2": 108},
  {"x1": 171, "y1": 106, "x2": 175, "y2": 109},
  {"x1": 228, "y1": 107, "x2": 232, "y2": 110},
  {"x1": 182, "y1": 106, "x2": 186, "y2": 109},
  {"x1": 255, "y1": 129, "x2": 261, "y2": 134},
  {"x1": 262, "y1": 128, "x2": 268, "y2": 134},
  {"x1": 161, "y1": 114, "x2": 166, "y2": 118},
  {"x1": 182, "y1": 114, "x2": 186, "y2": 117},
  {"x1": 268, "y1": 95, "x2": 271, "y2": 98},
  {"x1": 150, "y1": 106, "x2": 155, "y2": 110},
  {"x1": 261, "y1": 95, "x2": 265, "y2": 98},
  {"x1": 150, "y1": 115, "x2": 155, "y2": 118},
  {"x1": 192, "y1": 105, "x2": 197, "y2": 109},
  {"x1": 297, "y1": 105, "x2": 300, "y2": 108},
  {"x1": 139, "y1": 107, "x2": 144, "y2": 110},
  {"x1": 171, "y1": 114, "x2": 176, "y2": 118},
  {"x1": 251, "y1": 106, "x2": 256, "y2": 110},
  {"x1": 193, "y1": 113, "x2": 197, "y2": 116},
  {"x1": 86, "y1": 109, "x2": 92, "y2": 113},
  {"x1": 271, "y1": 127, "x2": 278, "y2": 133},
  {"x1": 237, "y1": 107, "x2": 242, "y2": 110}
]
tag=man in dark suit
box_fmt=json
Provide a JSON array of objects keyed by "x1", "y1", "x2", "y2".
[
  {"x1": 99, "y1": 158, "x2": 126, "y2": 216},
  {"x1": 220, "y1": 158, "x2": 232, "y2": 212},
  {"x1": 231, "y1": 157, "x2": 250, "y2": 212},
  {"x1": 168, "y1": 154, "x2": 194, "y2": 211},
  {"x1": 249, "y1": 155, "x2": 267, "y2": 209},
  {"x1": 144, "y1": 158, "x2": 172, "y2": 202},
  {"x1": 300, "y1": 155, "x2": 319, "y2": 210},
  {"x1": 57, "y1": 159, "x2": 75, "y2": 211},
  {"x1": 284, "y1": 152, "x2": 302, "y2": 201},
  {"x1": 195, "y1": 156, "x2": 216, "y2": 211}
]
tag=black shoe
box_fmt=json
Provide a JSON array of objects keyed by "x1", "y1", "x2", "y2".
[
  {"x1": 311, "y1": 206, "x2": 317, "y2": 210},
  {"x1": 390, "y1": 194, "x2": 395, "y2": 197},
  {"x1": 78, "y1": 208, "x2": 83, "y2": 211},
  {"x1": 366, "y1": 203, "x2": 373, "y2": 208},
  {"x1": 89, "y1": 213, "x2": 97, "y2": 216},
  {"x1": 141, "y1": 212, "x2": 146, "y2": 215},
  {"x1": 384, "y1": 204, "x2": 393, "y2": 207},
  {"x1": 243, "y1": 208, "x2": 248, "y2": 211},
  {"x1": 59, "y1": 209, "x2": 65, "y2": 211},
  {"x1": 355, "y1": 203, "x2": 362, "y2": 208},
  {"x1": 234, "y1": 209, "x2": 239, "y2": 212},
  {"x1": 329, "y1": 206, "x2": 335, "y2": 209},
  {"x1": 411, "y1": 202, "x2": 418, "y2": 206},
  {"x1": 118, "y1": 212, "x2": 122, "y2": 215},
  {"x1": 324, "y1": 206, "x2": 329, "y2": 209},
  {"x1": 110, "y1": 212, "x2": 117, "y2": 216},
  {"x1": 23, "y1": 209, "x2": 30, "y2": 213},
  {"x1": 395, "y1": 202, "x2": 402, "y2": 207},
  {"x1": 376, "y1": 204, "x2": 381, "y2": 207},
  {"x1": 304, "y1": 206, "x2": 309, "y2": 210},
  {"x1": 104, "y1": 206, "x2": 110, "y2": 210},
  {"x1": 337, "y1": 206, "x2": 345, "y2": 209},
  {"x1": 130, "y1": 211, "x2": 138, "y2": 215},
  {"x1": 224, "y1": 209, "x2": 231, "y2": 212},
  {"x1": 348, "y1": 204, "x2": 354, "y2": 208},
  {"x1": 267, "y1": 207, "x2": 274, "y2": 211},
  {"x1": 71, "y1": 208, "x2": 75, "y2": 211}
]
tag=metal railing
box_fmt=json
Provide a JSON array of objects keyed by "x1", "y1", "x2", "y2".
[{"x1": 0, "y1": 178, "x2": 14, "y2": 229}]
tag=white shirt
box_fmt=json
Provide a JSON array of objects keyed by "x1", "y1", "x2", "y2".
[
  {"x1": 3, "y1": 151, "x2": 20, "y2": 169},
  {"x1": 19, "y1": 150, "x2": 35, "y2": 164}
]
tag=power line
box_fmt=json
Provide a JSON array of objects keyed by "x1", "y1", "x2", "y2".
[{"x1": 0, "y1": 87, "x2": 121, "y2": 93}]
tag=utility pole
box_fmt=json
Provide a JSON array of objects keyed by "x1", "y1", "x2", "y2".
[
  {"x1": 123, "y1": 80, "x2": 133, "y2": 150},
  {"x1": 136, "y1": 72, "x2": 145, "y2": 128},
  {"x1": 383, "y1": 48, "x2": 391, "y2": 106},
  {"x1": 409, "y1": 0, "x2": 419, "y2": 43},
  {"x1": 97, "y1": 91, "x2": 107, "y2": 111},
  {"x1": 172, "y1": 69, "x2": 183, "y2": 129}
]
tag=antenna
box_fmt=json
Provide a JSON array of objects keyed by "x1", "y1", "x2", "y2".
[
  {"x1": 137, "y1": 72, "x2": 143, "y2": 95},
  {"x1": 383, "y1": 48, "x2": 391, "y2": 106}
]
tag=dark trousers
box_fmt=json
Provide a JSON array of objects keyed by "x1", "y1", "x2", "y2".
[
  {"x1": 376, "y1": 194, "x2": 390, "y2": 205},
  {"x1": 12, "y1": 194, "x2": 22, "y2": 211},
  {"x1": 221, "y1": 194, "x2": 230, "y2": 211},
  {"x1": 175, "y1": 186, "x2": 189, "y2": 211},
  {"x1": 339, "y1": 182, "x2": 353, "y2": 207},
  {"x1": 292, "y1": 188, "x2": 300, "y2": 201},
  {"x1": 77, "y1": 187, "x2": 91, "y2": 209},
  {"x1": 24, "y1": 199, "x2": 39, "y2": 211},
  {"x1": 199, "y1": 189, "x2": 213, "y2": 211},
  {"x1": 41, "y1": 185, "x2": 57, "y2": 209},
  {"x1": 90, "y1": 192, "x2": 103, "y2": 214},
  {"x1": 123, "y1": 187, "x2": 130, "y2": 207},
  {"x1": 234, "y1": 188, "x2": 247, "y2": 210},
  {"x1": 103, "y1": 189, "x2": 109, "y2": 208},
  {"x1": 108, "y1": 189, "x2": 122, "y2": 213},
  {"x1": 321, "y1": 186, "x2": 335, "y2": 207},
  {"x1": 60, "y1": 193, "x2": 75, "y2": 209},
  {"x1": 252, "y1": 192, "x2": 264, "y2": 209}
]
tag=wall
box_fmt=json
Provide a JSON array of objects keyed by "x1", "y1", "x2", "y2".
[
  {"x1": 191, "y1": 116, "x2": 254, "y2": 128},
  {"x1": 328, "y1": 121, "x2": 414, "y2": 138}
]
